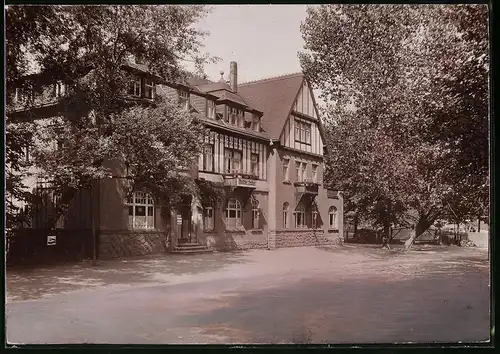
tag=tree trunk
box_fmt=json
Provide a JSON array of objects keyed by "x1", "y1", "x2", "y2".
[
  {"x1": 381, "y1": 223, "x2": 391, "y2": 249},
  {"x1": 478, "y1": 217, "x2": 481, "y2": 232},
  {"x1": 353, "y1": 215, "x2": 359, "y2": 241},
  {"x1": 404, "y1": 218, "x2": 432, "y2": 252}
]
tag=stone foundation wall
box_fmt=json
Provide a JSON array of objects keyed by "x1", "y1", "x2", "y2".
[
  {"x1": 99, "y1": 231, "x2": 167, "y2": 259},
  {"x1": 203, "y1": 230, "x2": 268, "y2": 251},
  {"x1": 275, "y1": 229, "x2": 342, "y2": 248}
]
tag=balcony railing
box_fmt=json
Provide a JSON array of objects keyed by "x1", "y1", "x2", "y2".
[{"x1": 294, "y1": 181, "x2": 319, "y2": 195}]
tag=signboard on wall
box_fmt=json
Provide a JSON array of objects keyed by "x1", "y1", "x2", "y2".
[
  {"x1": 47, "y1": 235, "x2": 56, "y2": 246},
  {"x1": 176, "y1": 215, "x2": 183, "y2": 225},
  {"x1": 236, "y1": 178, "x2": 257, "y2": 188}
]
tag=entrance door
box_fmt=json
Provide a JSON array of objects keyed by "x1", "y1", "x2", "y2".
[{"x1": 179, "y1": 205, "x2": 191, "y2": 243}]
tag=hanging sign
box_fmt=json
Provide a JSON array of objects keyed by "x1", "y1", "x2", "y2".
[
  {"x1": 47, "y1": 235, "x2": 56, "y2": 246},
  {"x1": 176, "y1": 215, "x2": 183, "y2": 225}
]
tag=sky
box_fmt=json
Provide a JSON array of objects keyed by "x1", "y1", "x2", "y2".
[{"x1": 187, "y1": 5, "x2": 310, "y2": 84}]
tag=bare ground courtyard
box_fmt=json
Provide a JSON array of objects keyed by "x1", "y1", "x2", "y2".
[{"x1": 6, "y1": 244, "x2": 490, "y2": 345}]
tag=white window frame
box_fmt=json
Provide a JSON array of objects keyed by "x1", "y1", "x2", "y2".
[
  {"x1": 295, "y1": 120, "x2": 312, "y2": 144},
  {"x1": 312, "y1": 164, "x2": 318, "y2": 183},
  {"x1": 144, "y1": 79, "x2": 155, "y2": 99},
  {"x1": 202, "y1": 144, "x2": 214, "y2": 172},
  {"x1": 296, "y1": 161, "x2": 307, "y2": 183},
  {"x1": 224, "y1": 148, "x2": 242, "y2": 174},
  {"x1": 295, "y1": 203, "x2": 306, "y2": 228},
  {"x1": 251, "y1": 115, "x2": 260, "y2": 131},
  {"x1": 226, "y1": 198, "x2": 242, "y2": 229},
  {"x1": 228, "y1": 107, "x2": 239, "y2": 125},
  {"x1": 251, "y1": 153, "x2": 259, "y2": 177},
  {"x1": 126, "y1": 191, "x2": 155, "y2": 230},
  {"x1": 283, "y1": 158, "x2": 289, "y2": 181},
  {"x1": 207, "y1": 100, "x2": 216, "y2": 118},
  {"x1": 179, "y1": 90, "x2": 190, "y2": 110},
  {"x1": 283, "y1": 202, "x2": 289, "y2": 229},
  {"x1": 329, "y1": 206, "x2": 338, "y2": 230},
  {"x1": 203, "y1": 206, "x2": 214, "y2": 231},
  {"x1": 129, "y1": 77, "x2": 141, "y2": 97},
  {"x1": 251, "y1": 197, "x2": 260, "y2": 229}
]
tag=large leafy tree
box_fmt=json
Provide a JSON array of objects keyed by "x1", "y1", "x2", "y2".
[
  {"x1": 6, "y1": 5, "x2": 216, "y2": 229},
  {"x1": 300, "y1": 4, "x2": 489, "y2": 250}
]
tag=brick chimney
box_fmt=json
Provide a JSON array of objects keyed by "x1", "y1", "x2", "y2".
[{"x1": 230, "y1": 61, "x2": 238, "y2": 93}]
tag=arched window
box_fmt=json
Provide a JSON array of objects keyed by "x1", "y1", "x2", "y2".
[
  {"x1": 295, "y1": 203, "x2": 306, "y2": 228},
  {"x1": 225, "y1": 198, "x2": 242, "y2": 229},
  {"x1": 312, "y1": 202, "x2": 318, "y2": 229},
  {"x1": 328, "y1": 206, "x2": 338, "y2": 230},
  {"x1": 251, "y1": 197, "x2": 260, "y2": 229},
  {"x1": 283, "y1": 202, "x2": 289, "y2": 229},
  {"x1": 126, "y1": 191, "x2": 154, "y2": 229}
]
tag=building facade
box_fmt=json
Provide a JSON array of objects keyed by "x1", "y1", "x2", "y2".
[{"x1": 7, "y1": 60, "x2": 344, "y2": 260}]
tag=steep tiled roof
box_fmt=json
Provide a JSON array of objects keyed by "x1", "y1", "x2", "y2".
[{"x1": 238, "y1": 73, "x2": 304, "y2": 140}]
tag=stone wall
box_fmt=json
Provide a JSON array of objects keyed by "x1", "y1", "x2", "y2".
[
  {"x1": 99, "y1": 231, "x2": 167, "y2": 259},
  {"x1": 204, "y1": 230, "x2": 268, "y2": 251},
  {"x1": 275, "y1": 229, "x2": 342, "y2": 248}
]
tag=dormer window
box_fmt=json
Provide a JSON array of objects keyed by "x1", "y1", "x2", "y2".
[
  {"x1": 144, "y1": 79, "x2": 155, "y2": 99},
  {"x1": 251, "y1": 115, "x2": 260, "y2": 132},
  {"x1": 128, "y1": 77, "x2": 141, "y2": 97},
  {"x1": 207, "y1": 100, "x2": 216, "y2": 119},
  {"x1": 179, "y1": 90, "x2": 190, "y2": 110},
  {"x1": 228, "y1": 107, "x2": 238, "y2": 125}
]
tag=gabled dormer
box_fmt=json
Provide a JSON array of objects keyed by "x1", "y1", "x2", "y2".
[{"x1": 239, "y1": 73, "x2": 325, "y2": 157}]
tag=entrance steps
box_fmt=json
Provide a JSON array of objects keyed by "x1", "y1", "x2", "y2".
[{"x1": 172, "y1": 242, "x2": 214, "y2": 254}]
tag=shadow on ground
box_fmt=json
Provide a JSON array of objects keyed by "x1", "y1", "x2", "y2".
[
  {"x1": 177, "y1": 253, "x2": 490, "y2": 344},
  {"x1": 6, "y1": 251, "x2": 252, "y2": 301}
]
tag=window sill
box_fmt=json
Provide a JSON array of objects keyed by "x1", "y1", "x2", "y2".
[
  {"x1": 225, "y1": 229, "x2": 246, "y2": 234},
  {"x1": 282, "y1": 180, "x2": 292, "y2": 185},
  {"x1": 251, "y1": 229, "x2": 263, "y2": 234},
  {"x1": 294, "y1": 140, "x2": 312, "y2": 146},
  {"x1": 328, "y1": 229, "x2": 340, "y2": 233}
]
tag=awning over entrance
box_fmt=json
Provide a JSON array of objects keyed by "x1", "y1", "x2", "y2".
[{"x1": 294, "y1": 182, "x2": 319, "y2": 205}]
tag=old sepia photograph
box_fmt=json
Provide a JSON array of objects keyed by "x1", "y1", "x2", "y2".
[{"x1": 5, "y1": 4, "x2": 490, "y2": 345}]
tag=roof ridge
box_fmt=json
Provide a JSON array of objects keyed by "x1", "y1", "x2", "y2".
[{"x1": 239, "y1": 72, "x2": 304, "y2": 86}]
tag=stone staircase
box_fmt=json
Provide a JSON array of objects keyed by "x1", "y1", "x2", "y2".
[{"x1": 172, "y1": 242, "x2": 214, "y2": 254}]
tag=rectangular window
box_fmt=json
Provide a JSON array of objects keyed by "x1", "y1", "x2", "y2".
[
  {"x1": 283, "y1": 210, "x2": 288, "y2": 229},
  {"x1": 283, "y1": 158, "x2": 289, "y2": 181},
  {"x1": 228, "y1": 108, "x2": 238, "y2": 125},
  {"x1": 129, "y1": 77, "x2": 141, "y2": 97},
  {"x1": 251, "y1": 115, "x2": 260, "y2": 132},
  {"x1": 295, "y1": 210, "x2": 306, "y2": 228},
  {"x1": 312, "y1": 165, "x2": 318, "y2": 183},
  {"x1": 15, "y1": 85, "x2": 33, "y2": 104},
  {"x1": 296, "y1": 162, "x2": 307, "y2": 182},
  {"x1": 179, "y1": 90, "x2": 190, "y2": 110},
  {"x1": 251, "y1": 153, "x2": 259, "y2": 177},
  {"x1": 203, "y1": 207, "x2": 214, "y2": 231},
  {"x1": 312, "y1": 211, "x2": 318, "y2": 229},
  {"x1": 207, "y1": 100, "x2": 216, "y2": 118},
  {"x1": 224, "y1": 149, "x2": 242, "y2": 174},
  {"x1": 202, "y1": 145, "x2": 214, "y2": 172},
  {"x1": 295, "y1": 120, "x2": 312, "y2": 144},
  {"x1": 52, "y1": 81, "x2": 65, "y2": 99},
  {"x1": 144, "y1": 79, "x2": 155, "y2": 99}
]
